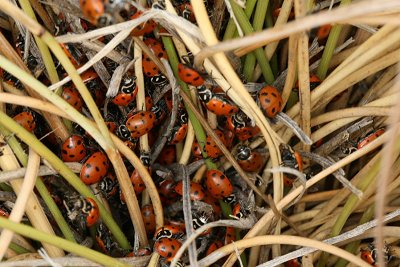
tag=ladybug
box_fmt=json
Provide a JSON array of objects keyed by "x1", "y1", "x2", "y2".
[
  {"x1": 177, "y1": 63, "x2": 205, "y2": 87},
  {"x1": 317, "y1": 24, "x2": 332, "y2": 41},
  {"x1": 197, "y1": 86, "x2": 239, "y2": 116},
  {"x1": 130, "y1": 167, "x2": 150, "y2": 194},
  {"x1": 81, "y1": 69, "x2": 99, "y2": 83},
  {"x1": 151, "y1": 104, "x2": 167, "y2": 125},
  {"x1": 280, "y1": 145, "x2": 303, "y2": 172},
  {"x1": 60, "y1": 43, "x2": 81, "y2": 68},
  {"x1": 13, "y1": 111, "x2": 36, "y2": 132},
  {"x1": 96, "y1": 222, "x2": 114, "y2": 254},
  {"x1": 0, "y1": 206, "x2": 10, "y2": 218},
  {"x1": 174, "y1": 181, "x2": 206, "y2": 201},
  {"x1": 141, "y1": 204, "x2": 156, "y2": 234},
  {"x1": 98, "y1": 173, "x2": 118, "y2": 198},
  {"x1": 179, "y1": 3, "x2": 195, "y2": 22},
  {"x1": 235, "y1": 144, "x2": 264, "y2": 172},
  {"x1": 154, "y1": 237, "x2": 182, "y2": 258},
  {"x1": 309, "y1": 74, "x2": 322, "y2": 90},
  {"x1": 80, "y1": 151, "x2": 109, "y2": 185},
  {"x1": 80, "y1": 0, "x2": 110, "y2": 25},
  {"x1": 154, "y1": 224, "x2": 185, "y2": 240},
  {"x1": 224, "y1": 227, "x2": 236, "y2": 245},
  {"x1": 231, "y1": 203, "x2": 249, "y2": 219},
  {"x1": 61, "y1": 135, "x2": 87, "y2": 162},
  {"x1": 205, "y1": 169, "x2": 233, "y2": 199},
  {"x1": 284, "y1": 257, "x2": 302, "y2": 267},
  {"x1": 158, "y1": 179, "x2": 179, "y2": 200},
  {"x1": 360, "y1": 243, "x2": 392, "y2": 266},
  {"x1": 156, "y1": 146, "x2": 176, "y2": 165},
  {"x1": 168, "y1": 124, "x2": 188, "y2": 144},
  {"x1": 258, "y1": 85, "x2": 283, "y2": 118},
  {"x1": 192, "y1": 130, "x2": 226, "y2": 159},
  {"x1": 131, "y1": 247, "x2": 152, "y2": 257},
  {"x1": 357, "y1": 128, "x2": 385, "y2": 150},
  {"x1": 130, "y1": 10, "x2": 157, "y2": 36},
  {"x1": 62, "y1": 86, "x2": 83, "y2": 111},
  {"x1": 105, "y1": 121, "x2": 118, "y2": 133},
  {"x1": 206, "y1": 240, "x2": 223, "y2": 256},
  {"x1": 226, "y1": 112, "x2": 260, "y2": 141},
  {"x1": 144, "y1": 38, "x2": 168, "y2": 60},
  {"x1": 203, "y1": 192, "x2": 222, "y2": 215},
  {"x1": 143, "y1": 52, "x2": 161, "y2": 77},
  {"x1": 112, "y1": 75, "x2": 138, "y2": 106},
  {"x1": 81, "y1": 197, "x2": 100, "y2": 227},
  {"x1": 117, "y1": 124, "x2": 132, "y2": 140},
  {"x1": 125, "y1": 111, "x2": 156, "y2": 138}
]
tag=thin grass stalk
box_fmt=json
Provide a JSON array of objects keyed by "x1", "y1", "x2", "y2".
[{"x1": 0, "y1": 217, "x2": 130, "y2": 267}]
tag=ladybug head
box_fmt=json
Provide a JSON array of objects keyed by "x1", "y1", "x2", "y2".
[
  {"x1": 140, "y1": 152, "x2": 151, "y2": 167},
  {"x1": 150, "y1": 75, "x2": 168, "y2": 86},
  {"x1": 155, "y1": 228, "x2": 172, "y2": 240},
  {"x1": 179, "y1": 111, "x2": 188, "y2": 124},
  {"x1": 117, "y1": 125, "x2": 131, "y2": 139},
  {"x1": 223, "y1": 193, "x2": 236, "y2": 204},
  {"x1": 197, "y1": 86, "x2": 212, "y2": 103},
  {"x1": 236, "y1": 144, "x2": 251, "y2": 161},
  {"x1": 121, "y1": 75, "x2": 137, "y2": 94},
  {"x1": 231, "y1": 112, "x2": 246, "y2": 128}
]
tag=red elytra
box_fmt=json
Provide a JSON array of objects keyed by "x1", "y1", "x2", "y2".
[
  {"x1": 174, "y1": 181, "x2": 206, "y2": 201},
  {"x1": 105, "y1": 121, "x2": 117, "y2": 133},
  {"x1": 357, "y1": 128, "x2": 385, "y2": 150},
  {"x1": 168, "y1": 124, "x2": 188, "y2": 145},
  {"x1": 130, "y1": 11, "x2": 157, "y2": 36},
  {"x1": 125, "y1": 111, "x2": 156, "y2": 138},
  {"x1": 192, "y1": 130, "x2": 226, "y2": 159},
  {"x1": 112, "y1": 91, "x2": 136, "y2": 106},
  {"x1": 258, "y1": 85, "x2": 283, "y2": 118},
  {"x1": 80, "y1": 0, "x2": 106, "y2": 25},
  {"x1": 235, "y1": 145, "x2": 264, "y2": 172},
  {"x1": 317, "y1": 24, "x2": 332, "y2": 41},
  {"x1": 142, "y1": 53, "x2": 161, "y2": 77},
  {"x1": 177, "y1": 63, "x2": 205, "y2": 87},
  {"x1": 203, "y1": 192, "x2": 222, "y2": 215},
  {"x1": 141, "y1": 204, "x2": 156, "y2": 234},
  {"x1": 205, "y1": 169, "x2": 233, "y2": 199},
  {"x1": 61, "y1": 135, "x2": 87, "y2": 162},
  {"x1": 82, "y1": 197, "x2": 100, "y2": 227},
  {"x1": 206, "y1": 240, "x2": 223, "y2": 256},
  {"x1": 60, "y1": 43, "x2": 80, "y2": 68},
  {"x1": 205, "y1": 95, "x2": 239, "y2": 116},
  {"x1": 158, "y1": 179, "x2": 179, "y2": 200},
  {"x1": 225, "y1": 227, "x2": 236, "y2": 245},
  {"x1": 62, "y1": 86, "x2": 83, "y2": 112},
  {"x1": 154, "y1": 238, "x2": 182, "y2": 258},
  {"x1": 13, "y1": 111, "x2": 36, "y2": 132},
  {"x1": 80, "y1": 151, "x2": 109, "y2": 185},
  {"x1": 156, "y1": 146, "x2": 176, "y2": 165},
  {"x1": 130, "y1": 167, "x2": 151, "y2": 194},
  {"x1": 284, "y1": 258, "x2": 302, "y2": 267}
]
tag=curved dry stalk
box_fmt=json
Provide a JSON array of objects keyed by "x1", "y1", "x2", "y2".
[
  {"x1": 194, "y1": 0, "x2": 400, "y2": 62},
  {"x1": 311, "y1": 107, "x2": 391, "y2": 126},
  {"x1": 222, "y1": 127, "x2": 392, "y2": 266},
  {"x1": 199, "y1": 235, "x2": 370, "y2": 267},
  {"x1": 265, "y1": 209, "x2": 400, "y2": 266},
  {"x1": 374, "y1": 77, "x2": 400, "y2": 264},
  {"x1": 0, "y1": 138, "x2": 63, "y2": 257},
  {"x1": 0, "y1": 148, "x2": 40, "y2": 260}
]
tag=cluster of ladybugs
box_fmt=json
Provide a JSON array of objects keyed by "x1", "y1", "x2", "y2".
[{"x1": 1, "y1": 0, "x2": 392, "y2": 265}]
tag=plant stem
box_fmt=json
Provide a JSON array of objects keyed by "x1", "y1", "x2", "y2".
[{"x1": 0, "y1": 216, "x2": 129, "y2": 267}]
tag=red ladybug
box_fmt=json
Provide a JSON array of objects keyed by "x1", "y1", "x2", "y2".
[
  {"x1": 235, "y1": 144, "x2": 264, "y2": 172},
  {"x1": 284, "y1": 257, "x2": 302, "y2": 267},
  {"x1": 178, "y1": 63, "x2": 204, "y2": 87},
  {"x1": 280, "y1": 145, "x2": 303, "y2": 172},
  {"x1": 144, "y1": 38, "x2": 168, "y2": 60},
  {"x1": 61, "y1": 135, "x2": 87, "y2": 162},
  {"x1": 156, "y1": 146, "x2": 176, "y2": 165},
  {"x1": 141, "y1": 204, "x2": 156, "y2": 234},
  {"x1": 62, "y1": 86, "x2": 83, "y2": 111},
  {"x1": 224, "y1": 227, "x2": 236, "y2": 245},
  {"x1": 197, "y1": 86, "x2": 239, "y2": 116},
  {"x1": 82, "y1": 197, "x2": 100, "y2": 227},
  {"x1": 360, "y1": 243, "x2": 392, "y2": 266},
  {"x1": 143, "y1": 52, "x2": 161, "y2": 77},
  {"x1": 60, "y1": 43, "x2": 81, "y2": 68},
  {"x1": 295, "y1": 74, "x2": 321, "y2": 91},
  {"x1": 258, "y1": 85, "x2": 283, "y2": 118},
  {"x1": 95, "y1": 222, "x2": 114, "y2": 254},
  {"x1": 112, "y1": 75, "x2": 138, "y2": 106},
  {"x1": 158, "y1": 179, "x2": 179, "y2": 200},
  {"x1": 130, "y1": 11, "x2": 157, "y2": 36},
  {"x1": 317, "y1": 24, "x2": 332, "y2": 41},
  {"x1": 203, "y1": 192, "x2": 222, "y2": 215},
  {"x1": 98, "y1": 173, "x2": 118, "y2": 198},
  {"x1": 179, "y1": 3, "x2": 195, "y2": 22},
  {"x1": 13, "y1": 111, "x2": 36, "y2": 132},
  {"x1": 192, "y1": 130, "x2": 226, "y2": 159},
  {"x1": 226, "y1": 112, "x2": 260, "y2": 141},
  {"x1": 80, "y1": 151, "x2": 109, "y2": 185},
  {"x1": 105, "y1": 121, "x2": 117, "y2": 133},
  {"x1": 154, "y1": 237, "x2": 182, "y2": 258},
  {"x1": 130, "y1": 167, "x2": 150, "y2": 194},
  {"x1": 154, "y1": 224, "x2": 185, "y2": 240},
  {"x1": 174, "y1": 181, "x2": 206, "y2": 201},
  {"x1": 357, "y1": 128, "x2": 385, "y2": 150},
  {"x1": 80, "y1": 0, "x2": 110, "y2": 25},
  {"x1": 125, "y1": 111, "x2": 156, "y2": 138},
  {"x1": 205, "y1": 169, "x2": 233, "y2": 199},
  {"x1": 168, "y1": 124, "x2": 188, "y2": 144},
  {"x1": 206, "y1": 240, "x2": 223, "y2": 255}
]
